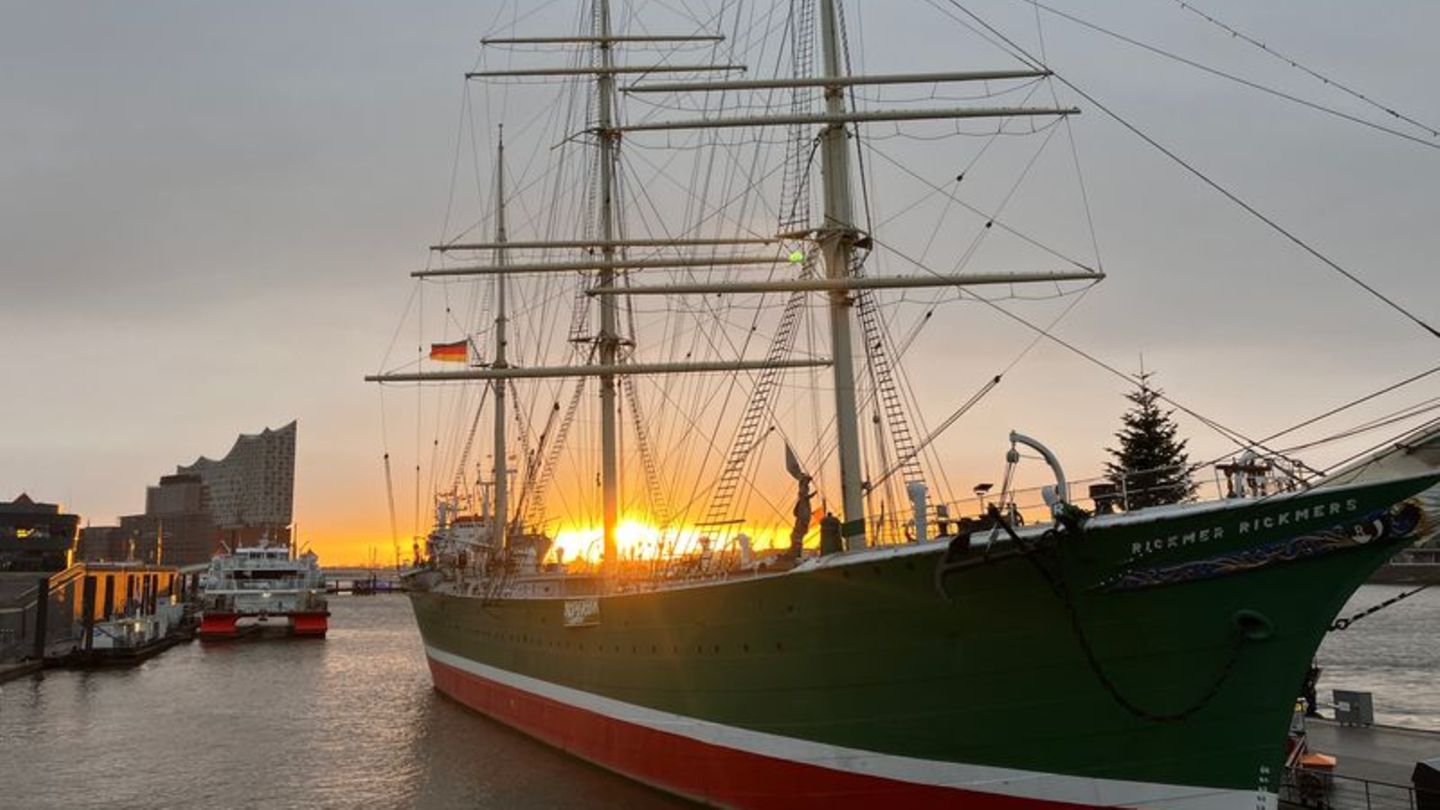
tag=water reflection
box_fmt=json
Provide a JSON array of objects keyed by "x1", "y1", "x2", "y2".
[{"x1": 1, "y1": 596, "x2": 690, "y2": 809}]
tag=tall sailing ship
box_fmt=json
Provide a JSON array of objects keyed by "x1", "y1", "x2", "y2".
[{"x1": 369, "y1": 2, "x2": 1440, "y2": 807}]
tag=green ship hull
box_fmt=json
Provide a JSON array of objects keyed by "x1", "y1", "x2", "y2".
[{"x1": 409, "y1": 474, "x2": 1438, "y2": 808}]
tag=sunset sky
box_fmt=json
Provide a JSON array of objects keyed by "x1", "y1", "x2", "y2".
[{"x1": 3, "y1": 1, "x2": 1438, "y2": 566}]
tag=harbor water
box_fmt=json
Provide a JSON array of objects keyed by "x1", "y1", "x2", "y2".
[
  {"x1": 1, "y1": 585, "x2": 1435, "y2": 808},
  {"x1": 0, "y1": 595, "x2": 689, "y2": 810},
  {"x1": 1317, "y1": 584, "x2": 1440, "y2": 731}
]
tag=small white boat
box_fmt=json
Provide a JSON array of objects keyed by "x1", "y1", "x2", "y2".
[{"x1": 198, "y1": 542, "x2": 329, "y2": 639}]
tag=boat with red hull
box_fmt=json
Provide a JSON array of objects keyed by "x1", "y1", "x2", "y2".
[
  {"x1": 409, "y1": 474, "x2": 1440, "y2": 809},
  {"x1": 199, "y1": 543, "x2": 329, "y2": 640}
]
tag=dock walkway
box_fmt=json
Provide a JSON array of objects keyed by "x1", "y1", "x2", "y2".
[
  {"x1": 1287, "y1": 718, "x2": 1440, "y2": 809},
  {"x1": 0, "y1": 659, "x2": 41, "y2": 684},
  {"x1": 1306, "y1": 718, "x2": 1440, "y2": 785}
]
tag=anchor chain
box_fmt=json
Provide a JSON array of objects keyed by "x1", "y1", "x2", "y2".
[
  {"x1": 1330, "y1": 584, "x2": 1431, "y2": 631},
  {"x1": 943, "y1": 506, "x2": 1247, "y2": 724}
]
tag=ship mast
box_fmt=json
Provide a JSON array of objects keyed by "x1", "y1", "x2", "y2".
[
  {"x1": 816, "y1": 0, "x2": 865, "y2": 549},
  {"x1": 595, "y1": 0, "x2": 621, "y2": 572},
  {"x1": 614, "y1": 1, "x2": 1085, "y2": 543},
  {"x1": 371, "y1": 3, "x2": 772, "y2": 572},
  {"x1": 368, "y1": 1, "x2": 1093, "y2": 564},
  {"x1": 492, "y1": 127, "x2": 510, "y2": 552}
]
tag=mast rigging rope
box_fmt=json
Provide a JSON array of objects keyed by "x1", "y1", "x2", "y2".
[
  {"x1": 1173, "y1": 0, "x2": 1440, "y2": 141},
  {"x1": 1020, "y1": 0, "x2": 1440, "y2": 152},
  {"x1": 945, "y1": 0, "x2": 1440, "y2": 342},
  {"x1": 1197, "y1": 365, "x2": 1440, "y2": 470}
]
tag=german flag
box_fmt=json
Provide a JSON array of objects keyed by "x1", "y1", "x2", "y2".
[{"x1": 429, "y1": 340, "x2": 468, "y2": 363}]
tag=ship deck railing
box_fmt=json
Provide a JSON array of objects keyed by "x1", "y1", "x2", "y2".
[
  {"x1": 441, "y1": 456, "x2": 1357, "y2": 590},
  {"x1": 925, "y1": 456, "x2": 1320, "y2": 540},
  {"x1": 680, "y1": 457, "x2": 1319, "y2": 555},
  {"x1": 205, "y1": 580, "x2": 320, "y2": 593},
  {"x1": 669, "y1": 458, "x2": 1312, "y2": 558}
]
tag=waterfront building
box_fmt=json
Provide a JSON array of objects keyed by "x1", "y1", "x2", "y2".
[
  {"x1": 128, "y1": 473, "x2": 219, "y2": 565},
  {"x1": 76, "y1": 525, "x2": 128, "y2": 562},
  {"x1": 78, "y1": 476, "x2": 219, "y2": 567},
  {"x1": 178, "y1": 421, "x2": 295, "y2": 550},
  {"x1": 75, "y1": 423, "x2": 296, "y2": 567},
  {"x1": 0, "y1": 494, "x2": 81, "y2": 661},
  {"x1": 0, "y1": 493, "x2": 77, "y2": 573}
]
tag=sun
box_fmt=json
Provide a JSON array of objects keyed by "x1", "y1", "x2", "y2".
[
  {"x1": 547, "y1": 516, "x2": 795, "y2": 566},
  {"x1": 550, "y1": 518, "x2": 665, "y2": 564}
]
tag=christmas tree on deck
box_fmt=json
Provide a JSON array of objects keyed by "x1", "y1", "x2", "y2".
[{"x1": 1105, "y1": 371, "x2": 1197, "y2": 509}]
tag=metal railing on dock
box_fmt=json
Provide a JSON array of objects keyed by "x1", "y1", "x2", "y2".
[
  {"x1": 322, "y1": 568, "x2": 408, "y2": 595},
  {"x1": 1282, "y1": 766, "x2": 1429, "y2": 810}
]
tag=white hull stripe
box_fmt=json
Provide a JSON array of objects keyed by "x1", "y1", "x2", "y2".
[{"x1": 426, "y1": 645, "x2": 1275, "y2": 809}]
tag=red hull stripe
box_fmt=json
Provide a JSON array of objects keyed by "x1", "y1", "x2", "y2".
[
  {"x1": 426, "y1": 647, "x2": 1268, "y2": 809},
  {"x1": 199, "y1": 613, "x2": 239, "y2": 638},
  {"x1": 200, "y1": 612, "x2": 329, "y2": 637},
  {"x1": 289, "y1": 612, "x2": 328, "y2": 636}
]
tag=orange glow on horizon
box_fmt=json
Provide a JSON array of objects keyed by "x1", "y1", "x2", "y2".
[
  {"x1": 297, "y1": 520, "x2": 421, "y2": 568},
  {"x1": 549, "y1": 517, "x2": 793, "y2": 565},
  {"x1": 297, "y1": 516, "x2": 799, "y2": 568}
]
